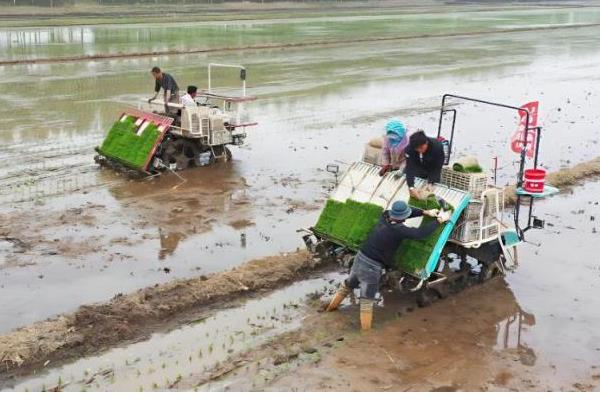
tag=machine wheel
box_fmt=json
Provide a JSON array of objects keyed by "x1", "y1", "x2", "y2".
[
  {"x1": 340, "y1": 253, "x2": 355, "y2": 271},
  {"x1": 314, "y1": 240, "x2": 333, "y2": 259},
  {"x1": 479, "y1": 260, "x2": 502, "y2": 283},
  {"x1": 160, "y1": 138, "x2": 201, "y2": 170},
  {"x1": 416, "y1": 287, "x2": 442, "y2": 308},
  {"x1": 211, "y1": 145, "x2": 233, "y2": 163}
]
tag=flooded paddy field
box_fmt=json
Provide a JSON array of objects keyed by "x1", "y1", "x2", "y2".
[
  {"x1": 4, "y1": 272, "x2": 344, "y2": 392},
  {"x1": 3, "y1": 5, "x2": 600, "y2": 63},
  {"x1": 232, "y1": 180, "x2": 600, "y2": 392},
  {"x1": 1, "y1": 1, "x2": 600, "y2": 391}
]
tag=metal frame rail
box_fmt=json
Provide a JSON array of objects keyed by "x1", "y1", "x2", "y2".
[{"x1": 435, "y1": 94, "x2": 543, "y2": 240}]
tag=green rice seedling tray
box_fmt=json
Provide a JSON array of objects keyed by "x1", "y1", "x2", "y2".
[
  {"x1": 329, "y1": 199, "x2": 364, "y2": 242},
  {"x1": 98, "y1": 115, "x2": 162, "y2": 171},
  {"x1": 314, "y1": 199, "x2": 345, "y2": 236},
  {"x1": 312, "y1": 195, "x2": 452, "y2": 274},
  {"x1": 313, "y1": 199, "x2": 383, "y2": 249},
  {"x1": 453, "y1": 164, "x2": 483, "y2": 173},
  {"x1": 395, "y1": 195, "x2": 453, "y2": 274},
  {"x1": 346, "y1": 202, "x2": 384, "y2": 248}
]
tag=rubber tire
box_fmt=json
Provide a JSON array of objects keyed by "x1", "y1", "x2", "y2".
[
  {"x1": 161, "y1": 138, "x2": 201, "y2": 170},
  {"x1": 479, "y1": 260, "x2": 501, "y2": 283},
  {"x1": 213, "y1": 146, "x2": 232, "y2": 163},
  {"x1": 416, "y1": 288, "x2": 441, "y2": 308}
]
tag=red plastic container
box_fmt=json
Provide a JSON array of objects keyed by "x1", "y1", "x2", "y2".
[{"x1": 523, "y1": 168, "x2": 546, "y2": 193}]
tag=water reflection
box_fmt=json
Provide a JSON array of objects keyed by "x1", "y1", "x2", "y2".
[
  {"x1": 0, "y1": 28, "x2": 94, "y2": 49},
  {"x1": 158, "y1": 229, "x2": 185, "y2": 260},
  {"x1": 106, "y1": 162, "x2": 252, "y2": 260},
  {"x1": 492, "y1": 280, "x2": 537, "y2": 366},
  {"x1": 496, "y1": 308, "x2": 536, "y2": 350},
  {"x1": 3, "y1": 274, "x2": 340, "y2": 392},
  {"x1": 2, "y1": 8, "x2": 600, "y2": 62}
]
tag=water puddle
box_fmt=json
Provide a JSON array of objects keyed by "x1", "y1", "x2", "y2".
[{"x1": 3, "y1": 273, "x2": 339, "y2": 392}]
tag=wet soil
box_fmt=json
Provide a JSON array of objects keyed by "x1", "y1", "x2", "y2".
[
  {"x1": 4, "y1": 177, "x2": 600, "y2": 391},
  {"x1": 210, "y1": 280, "x2": 559, "y2": 392},
  {"x1": 0, "y1": 249, "x2": 318, "y2": 378},
  {"x1": 2, "y1": 1, "x2": 600, "y2": 392},
  {"x1": 175, "y1": 181, "x2": 600, "y2": 392},
  {"x1": 3, "y1": 272, "x2": 343, "y2": 392}
]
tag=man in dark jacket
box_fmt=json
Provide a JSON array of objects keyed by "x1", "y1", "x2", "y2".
[
  {"x1": 326, "y1": 200, "x2": 450, "y2": 330},
  {"x1": 404, "y1": 130, "x2": 445, "y2": 198},
  {"x1": 148, "y1": 66, "x2": 179, "y2": 114}
]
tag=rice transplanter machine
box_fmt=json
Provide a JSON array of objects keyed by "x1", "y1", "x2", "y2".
[{"x1": 301, "y1": 94, "x2": 558, "y2": 306}]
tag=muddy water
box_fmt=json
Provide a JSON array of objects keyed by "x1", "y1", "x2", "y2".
[
  {"x1": 3, "y1": 273, "x2": 340, "y2": 392},
  {"x1": 500, "y1": 180, "x2": 600, "y2": 386},
  {"x1": 2, "y1": 7, "x2": 600, "y2": 62},
  {"x1": 2, "y1": 9, "x2": 600, "y2": 336},
  {"x1": 210, "y1": 182, "x2": 600, "y2": 392}
]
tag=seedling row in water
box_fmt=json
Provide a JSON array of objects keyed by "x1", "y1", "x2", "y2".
[{"x1": 18, "y1": 283, "x2": 326, "y2": 392}]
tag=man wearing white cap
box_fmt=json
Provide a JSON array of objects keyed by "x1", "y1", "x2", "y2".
[{"x1": 326, "y1": 200, "x2": 450, "y2": 330}]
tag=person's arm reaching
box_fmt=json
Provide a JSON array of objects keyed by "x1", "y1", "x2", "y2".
[
  {"x1": 395, "y1": 220, "x2": 439, "y2": 240},
  {"x1": 149, "y1": 80, "x2": 160, "y2": 103},
  {"x1": 407, "y1": 207, "x2": 423, "y2": 219},
  {"x1": 379, "y1": 138, "x2": 392, "y2": 176}
]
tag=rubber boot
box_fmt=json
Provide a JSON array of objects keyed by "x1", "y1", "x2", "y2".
[
  {"x1": 360, "y1": 299, "x2": 374, "y2": 330},
  {"x1": 326, "y1": 282, "x2": 351, "y2": 312}
]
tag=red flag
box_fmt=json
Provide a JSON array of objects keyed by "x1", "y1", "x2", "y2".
[{"x1": 510, "y1": 101, "x2": 539, "y2": 158}]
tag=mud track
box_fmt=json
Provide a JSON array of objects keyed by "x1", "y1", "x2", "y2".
[
  {"x1": 0, "y1": 250, "x2": 318, "y2": 379},
  {"x1": 2, "y1": 22, "x2": 600, "y2": 66},
  {"x1": 1, "y1": 157, "x2": 599, "y2": 385}
]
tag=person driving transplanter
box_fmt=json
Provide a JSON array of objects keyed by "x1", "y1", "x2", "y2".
[{"x1": 148, "y1": 66, "x2": 180, "y2": 114}]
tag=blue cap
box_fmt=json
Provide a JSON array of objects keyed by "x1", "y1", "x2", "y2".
[
  {"x1": 389, "y1": 200, "x2": 412, "y2": 220},
  {"x1": 385, "y1": 119, "x2": 406, "y2": 138}
]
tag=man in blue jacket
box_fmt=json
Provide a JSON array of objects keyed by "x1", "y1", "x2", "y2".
[{"x1": 326, "y1": 200, "x2": 450, "y2": 330}]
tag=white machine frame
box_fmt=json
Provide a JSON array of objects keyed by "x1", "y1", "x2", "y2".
[{"x1": 142, "y1": 63, "x2": 257, "y2": 148}]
